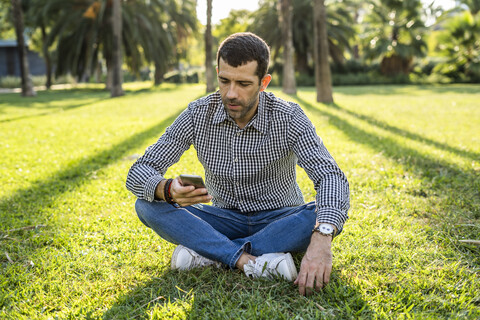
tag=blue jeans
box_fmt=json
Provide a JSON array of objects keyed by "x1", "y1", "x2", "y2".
[{"x1": 135, "y1": 199, "x2": 316, "y2": 269}]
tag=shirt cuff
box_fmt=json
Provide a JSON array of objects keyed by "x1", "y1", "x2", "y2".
[
  {"x1": 145, "y1": 175, "x2": 164, "y2": 202},
  {"x1": 315, "y1": 207, "x2": 347, "y2": 233}
]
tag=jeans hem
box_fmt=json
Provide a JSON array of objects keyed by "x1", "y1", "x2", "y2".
[{"x1": 228, "y1": 241, "x2": 251, "y2": 269}]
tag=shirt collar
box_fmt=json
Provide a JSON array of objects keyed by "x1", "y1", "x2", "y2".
[{"x1": 212, "y1": 91, "x2": 268, "y2": 134}]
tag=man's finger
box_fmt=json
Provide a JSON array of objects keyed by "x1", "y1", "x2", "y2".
[
  {"x1": 314, "y1": 265, "x2": 326, "y2": 290},
  {"x1": 295, "y1": 271, "x2": 307, "y2": 296},
  {"x1": 177, "y1": 194, "x2": 212, "y2": 207},
  {"x1": 315, "y1": 277, "x2": 324, "y2": 291},
  {"x1": 322, "y1": 264, "x2": 332, "y2": 287},
  {"x1": 305, "y1": 271, "x2": 316, "y2": 296},
  {"x1": 171, "y1": 180, "x2": 195, "y2": 197}
]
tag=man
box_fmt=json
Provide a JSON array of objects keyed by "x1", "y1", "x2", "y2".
[{"x1": 126, "y1": 32, "x2": 349, "y2": 296}]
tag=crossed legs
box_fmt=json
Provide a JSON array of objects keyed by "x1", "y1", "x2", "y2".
[{"x1": 135, "y1": 199, "x2": 316, "y2": 271}]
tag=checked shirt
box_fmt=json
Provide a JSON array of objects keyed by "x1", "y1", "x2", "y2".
[{"x1": 126, "y1": 91, "x2": 350, "y2": 230}]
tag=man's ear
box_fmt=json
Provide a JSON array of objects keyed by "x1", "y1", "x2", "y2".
[{"x1": 260, "y1": 74, "x2": 272, "y2": 92}]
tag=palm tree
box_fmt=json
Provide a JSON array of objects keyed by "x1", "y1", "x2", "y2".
[
  {"x1": 278, "y1": 0, "x2": 296, "y2": 94},
  {"x1": 25, "y1": 0, "x2": 57, "y2": 89},
  {"x1": 363, "y1": 0, "x2": 427, "y2": 76},
  {"x1": 435, "y1": 10, "x2": 480, "y2": 82},
  {"x1": 313, "y1": 0, "x2": 333, "y2": 103},
  {"x1": 251, "y1": 0, "x2": 355, "y2": 74},
  {"x1": 152, "y1": 0, "x2": 197, "y2": 85},
  {"x1": 11, "y1": 0, "x2": 36, "y2": 96},
  {"x1": 205, "y1": 0, "x2": 215, "y2": 92},
  {"x1": 110, "y1": 0, "x2": 123, "y2": 97},
  {"x1": 213, "y1": 9, "x2": 253, "y2": 41},
  {"x1": 37, "y1": 0, "x2": 196, "y2": 88}
]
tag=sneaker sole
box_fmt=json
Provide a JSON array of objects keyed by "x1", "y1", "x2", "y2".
[
  {"x1": 170, "y1": 245, "x2": 184, "y2": 270},
  {"x1": 282, "y1": 253, "x2": 298, "y2": 281}
]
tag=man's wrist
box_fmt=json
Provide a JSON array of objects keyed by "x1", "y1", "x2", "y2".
[
  {"x1": 154, "y1": 179, "x2": 167, "y2": 200},
  {"x1": 310, "y1": 231, "x2": 333, "y2": 245},
  {"x1": 312, "y1": 223, "x2": 337, "y2": 238}
]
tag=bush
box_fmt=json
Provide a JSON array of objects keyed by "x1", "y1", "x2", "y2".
[
  {"x1": 295, "y1": 72, "x2": 315, "y2": 86},
  {"x1": 0, "y1": 76, "x2": 21, "y2": 88},
  {"x1": 331, "y1": 60, "x2": 377, "y2": 74},
  {"x1": 122, "y1": 68, "x2": 152, "y2": 82},
  {"x1": 0, "y1": 74, "x2": 77, "y2": 88},
  {"x1": 164, "y1": 69, "x2": 200, "y2": 84}
]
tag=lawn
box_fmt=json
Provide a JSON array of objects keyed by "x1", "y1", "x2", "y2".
[{"x1": 0, "y1": 83, "x2": 479, "y2": 319}]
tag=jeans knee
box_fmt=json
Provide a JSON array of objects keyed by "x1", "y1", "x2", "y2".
[{"x1": 135, "y1": 199, "x2": 151, "y2": 227}]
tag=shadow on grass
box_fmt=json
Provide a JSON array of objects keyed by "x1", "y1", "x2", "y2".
[
  {"x1": 328, "y1": 102, "x2": 480, "y2": 162},
  {"x1": 0, "y1": 89, "x2": 110, "y2": 123},
  {"x1": 0, "y1": 85, "x2": 182, "y2": 123},
  {"x1": 0, "y1": 88, "x2": 109, "y2": 108},
  {"x1": 0, "y1": 111, "x2": 181, "y2": 228},
  {"x1": 103, "y1": 266, "x2": 373, "y2": 319},
  {"x1": 329, "y1": 84, "x2": 480, "y2": 96},
  {"x1": 0, "y1": 99, "x2": 108, "y2": 123},
  {"x1": 294, "y1": 94, "x2": 480, "y2": 240}
]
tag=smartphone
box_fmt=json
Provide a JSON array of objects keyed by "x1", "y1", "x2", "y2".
[{"x1": 179, "y1": 174, "x2": 206, "y2": 189}]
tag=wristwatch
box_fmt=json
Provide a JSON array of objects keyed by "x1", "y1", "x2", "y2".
[{"x1": 312, "y1": 223, "x2": 336, "y2": 237}]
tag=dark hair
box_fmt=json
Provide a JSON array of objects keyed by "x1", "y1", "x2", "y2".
[{"x1": 216, "y1": 32, "x2": 270, "y2": 82}]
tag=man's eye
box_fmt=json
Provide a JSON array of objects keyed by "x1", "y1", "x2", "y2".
[{"x1": 240, "y1": 83, "x2": 250, "y2": 87}]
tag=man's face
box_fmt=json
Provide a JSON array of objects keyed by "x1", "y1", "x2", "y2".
[{"x1": 217, "y1": 58, "x2": 266, "y2": 128}]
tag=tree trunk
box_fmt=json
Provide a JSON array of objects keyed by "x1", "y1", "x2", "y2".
[
  {"x1": 154, "y1": 61, "x2": 165, "y2": 85},
  {"x1": 95, "y1": 60, "x2": 102, "y2": 83},
  {"x1": 105, "y1": 54, "x2": 113, "y2": 90},
  {"x1": 41, "y1": 24, "x2": 52, "y2": 89},
  {"x1": 380, "y1": 54, "x2": 412, "y2": 75},
  {"x1": 205, "y1": 0, "x2": 215, "y2": 93},
  {"x1": 279, "y1": 0, "x2": 296, "y2": 94},
  {"x1": 110, "y1": 0, "x2": 124, "y2": 97},
  {"x1": 295, "y1": 52, "x2": 310, "y2": 74},
  {"x1": 328, "y1": 39, "x2": 345, "y2": 65},
  {"x1": 11, "y1": 0, "x2": 36, "y2": 97},
  {"x1": 313, "y1": 0, "x2": 333, "y2": 103}
]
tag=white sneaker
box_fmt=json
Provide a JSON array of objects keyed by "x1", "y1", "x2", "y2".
[
  {"x1": 171, "y1": 245, "x2": 221, "y2": 270},
  {"x1": 243, "y1": 252, "x2": 298, "y2": 281}
]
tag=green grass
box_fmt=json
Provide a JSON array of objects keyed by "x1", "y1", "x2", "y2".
[{"x1": 0, "y1": 83, "x2": 479, "y2": 319}]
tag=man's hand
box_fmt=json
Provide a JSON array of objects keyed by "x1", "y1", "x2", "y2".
[
  {"x1": 294, "y1": 232, "x2": 333, "y2": 296},
  {"x1": 170, "y1": 177, "x2": 212, "y2": 207}
]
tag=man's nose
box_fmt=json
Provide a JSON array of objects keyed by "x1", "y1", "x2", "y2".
[{"x1": 226, "y1": 84, "x2": 238, "y2": 100}]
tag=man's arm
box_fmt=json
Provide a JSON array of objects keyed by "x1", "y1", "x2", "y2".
[
  {"x1": 290, "y1": 107, "x2": 349, "y2": 296},
  {"x1": 126, "y1": 108, "x2": 194, "y2": 201},
  {"x1": 294, "y1": 224, "x2": 336, "y2": 296}
]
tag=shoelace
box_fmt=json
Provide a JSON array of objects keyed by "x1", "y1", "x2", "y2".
[
  {"x1": 190, "y1": 251, "x2": 220, "y2": 268},
  {"x1": 245, "y1": 258, "x2": 278, "y2": 278}
]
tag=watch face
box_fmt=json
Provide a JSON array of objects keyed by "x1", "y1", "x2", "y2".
[{"x1": 319, "y1": 224, "x2": 334, "y2": 234}]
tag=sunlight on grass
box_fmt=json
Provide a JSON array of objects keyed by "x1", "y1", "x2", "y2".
[{"x1": 0, "y1": 84, "x2": 479, "y2": 319}]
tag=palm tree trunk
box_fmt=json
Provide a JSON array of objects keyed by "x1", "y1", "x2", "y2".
[
  {"x1": 279, "y1": 0, "x2": 296, "y2": 95},
  {"x1": 154, "y1": 61, "x2": 165, "y2": 86},
  {"x1": 313, "y1": 0, "x2": 333, "y2": 103},
  {"x1": 41, "y1": 24, "x2": 52, "y2": 89},
  {"x1": 110, "y1": 0, "x2": 124, "y2": 97},
  {"x1": 11, "y1": 0, "x2": 36, "y2": 97},
  {"x1": 205, "y1": 0, "x2": 215, "y2": 93},
  {"x1": 105, "y1": 53, "x2": 113, "y2": 90}
]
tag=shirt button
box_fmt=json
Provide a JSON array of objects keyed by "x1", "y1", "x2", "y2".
[
  {"x1": 236, "y1": 132, "x2": 242, "y2": 136},
  {"x1": 234, "y1": 157, "x2": 238, "y2": 162}
]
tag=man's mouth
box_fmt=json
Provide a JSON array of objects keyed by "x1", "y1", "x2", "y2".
[{"x1": 226, "y1": 100, "x2": 241, "y2": 110}]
